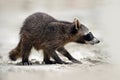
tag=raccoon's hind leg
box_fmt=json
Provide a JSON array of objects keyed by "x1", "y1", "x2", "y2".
[
  {"x1": 21, "y1": 39, "x2": 32, "y2": 65},
  {"x1": 57, "y1": 47, "x2": 82, "y2": 64}
]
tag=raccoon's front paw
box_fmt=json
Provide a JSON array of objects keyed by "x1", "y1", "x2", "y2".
[
  {"x1": 71, "y1": 59, "x2": 82, "y2": 64},
  {"x1": 57, "y1": 61, "x2": 71, "y2": 64},
  {"x1": 20, "y1": 61, "x2": 32, "y2": 65},
  {"x1": 42, "y1": 60, "x2": 57, "y2": 64}
]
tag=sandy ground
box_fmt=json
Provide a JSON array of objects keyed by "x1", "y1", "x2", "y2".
[{"x1": 0, "y1": 63, "x2": 120, "y2": 80}]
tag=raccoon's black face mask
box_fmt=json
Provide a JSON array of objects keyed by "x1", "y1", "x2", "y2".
[
  {"x1": 83, "y1": 32, "x2": 94, "y2": 41},
  {"x1": 76, "y1": 32, "x2": 100, "y2": 45}
]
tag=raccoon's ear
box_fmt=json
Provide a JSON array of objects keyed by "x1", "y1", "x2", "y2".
[
  {"x1": 73, "y1": 18, "x2": 81, "y2": 30},
  {"x1": 70, "y1": 18, "x2": 81, "y2": 34}
]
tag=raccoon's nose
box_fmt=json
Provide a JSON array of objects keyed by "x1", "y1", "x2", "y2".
[{"x1": 96, "y1": 40, "x2": 100, "y2": 43}]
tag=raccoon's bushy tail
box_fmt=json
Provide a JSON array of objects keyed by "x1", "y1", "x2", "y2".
[{"x1": 9, "y1": 39, "x2": 22, "y2": 61}]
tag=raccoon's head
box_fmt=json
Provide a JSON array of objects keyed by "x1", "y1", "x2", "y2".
[{"x1": 71, "y1": 18, "x2": 100, "y2": 45}]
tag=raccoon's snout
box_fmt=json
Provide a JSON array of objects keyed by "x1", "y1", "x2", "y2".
[
  {"x1": 87, "y1": 37, "x2": 100, "y2": 45},
  {"x1": 83, "y1": 32, "x2": 100, "y2": 45},
  {"x1": 96, "y1": 39, "x2": 100, "y2": 43},
  {"x1": 75, "y1": 32, "x2": 100, "y2": 45}
]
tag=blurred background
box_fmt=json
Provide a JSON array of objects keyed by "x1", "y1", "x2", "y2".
[
  {"x1": 0, "y1": 0, "x2": 120, "y2": 66},
  {"x1": 0, "y1": 0, "x2": 120, "y2": 80}
]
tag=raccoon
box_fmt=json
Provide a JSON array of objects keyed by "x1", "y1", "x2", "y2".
[{"x1": 9, "y1": 12, "x2": 100, "y2": 65}]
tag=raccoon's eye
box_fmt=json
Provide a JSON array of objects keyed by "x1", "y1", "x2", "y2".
[{"x1": 83, "y1": 32, "x2": 94, "y2": 41}]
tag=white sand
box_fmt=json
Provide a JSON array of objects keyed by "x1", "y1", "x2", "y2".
[{"x1": 0, "y1": 63, "x2": 120, "y2": 80}]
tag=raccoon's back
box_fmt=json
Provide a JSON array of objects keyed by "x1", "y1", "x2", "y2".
[{"x1": 20, "y1": 12, "x2": 57, "y2": 35}]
